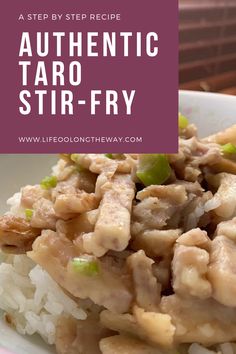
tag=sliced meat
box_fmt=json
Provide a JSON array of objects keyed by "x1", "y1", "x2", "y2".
[
  {"x1": 83, "y1": 174, "x2": 135, "y2": 257},
  {"x1": 208, "y1": 236, "x2": 236, "y2": 307},
  {"x1": 100, "y1": 310, "x2": 143, "y2": 340},
  {"x1": 52, "y1": 159, "x2": 76, "y2": 182},
  {"x1": 182, "y1": 191, "x2": 213, "y2": 231},
  {"x1": 180, "y1": 123, "x2": 198, "y2": 139},
  {"x1": 203, "y1": 124, "x2": 236, "y2": 145},
  {"x1": 56, "y1": 314, "x2": 111, "y2": 354},
  {"x1": 215, "y1": 217, "x2": 236, "y2": 240},
  {"x1": 56, "y1": 209, "x2": 98, "y2": 241},
  {"x1": 30, "y1": 230, "x2": 77, "y2": 265},
  {"x1": 70, "y1": 155, "x2": 128, "y2": 200},
  {"x1": 133, "y1": 306, "x2": 175, "y2": 348},
  {"x1": 51, "y1": 173, "x2": 79, "y2": 202},
  {"x1": 132, "y1": 185, "x2": 188, "y2": 233},
  {"x1": 136, "y1": 185, "x2": 187, "y2": 204},
  {"x1": 100, "y1": 335, "x2": 161, "y2": 354},
  {"x1": 53, "y1": 167, "x2": 97, "y2": 195},
  {"x1": 182, "y1": 166, "x2": 201, "y2": 183},
  {"x1": 175, "y1": 180, "x2": 204, "y2": 195},
  {"x1": 77, "y1": 170, "x2": 97, "y2": 193},
  {"x1": 210, "y1": 157, "x2": 236, "y2": 175},
  {"x1": 132, "y1": 182, "x2": 210, "y2": 235},
  {"x1": 74, "y1": 313, "x2": 112, "y2": 354},
  {"x1": 28, "y1": 230, "x2": 133, "y2": 313},
  {"x1": 160, "y1": 294, "x2": 236, "y2": 345},
  {"x1": 55, "y1": 316, "x2": 78, "y2": 354},
  {"x1": 31, "y1": 198, "x2": 57, "y2": 229},
  {"x1": 131, "y1": 229, "x2": 181, "y2": 259},
  {"x1": 206, "y1": 173, "x2": 236, "y2": 219},
  {"x1": 127, "y1": 251, "x2": 161, "y2": 311},
  {"x1": 100, "y1": 308, "x2": 175, "y2": 348},
  {"x1": 132, "y1": 197, "x2": 173, "y2": 232},
  {"x1": 54, "y1": 191, "x2": 98, "y2": 219},
  {"x1": 73, "y1": 154, "x2": 133, "y2": 175},
  {"x1": 152, "y1": 258, "x2": 172, "y2": 291},
  {"x1": 169, "y1": 138, "x2": 222, "y2": 182},
  {"x1": 193, "y1": 144, "x2": 222, "y2": 167},
  {"x1": 172, "y1": 244, "x2": 212, "y2": 299},
  {"x1": 177, "y1": 228, "x2": 210, "y2": 250},
  {"x1": 82, "y1": 232, "x2": 107, "y2": 257},
  {"x1": 0, "y1": 215, "x2": 41, "y2": 254},
  {"x1": 95, "y1": 170, "x2": 117, "y2": 199},
  {"x1": 21, "y1": 185, "x2": 50, "y2": 208}
]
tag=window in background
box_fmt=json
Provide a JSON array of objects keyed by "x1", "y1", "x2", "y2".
[{"x1": 179, "y1": 0, "x2": 236, "y2": 94}]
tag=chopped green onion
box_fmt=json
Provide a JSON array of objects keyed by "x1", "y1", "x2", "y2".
[
  {"x1": 105, "y1": 153, "x2": 113, "y2": 159},
  {"x1": 105, "y1": 153, "x2": 125, "y2": 159},
  {"x1": 71, "y1": 154, "x2": 80, "y2": 163},
  {"x1": 178, "y1": 113, "x2": 189, "y2": 129},
  {"x1": 71, "y1": 257, "x2": 99, "y2": 276},
  {"x1": 25, "y1": 209, "x2": 33, "y2": 221},
  {"x1": 40, "y1": 175, "x2": 57, "y2": 189},
  {"x1": 136, "y1": 154, "x2": 171, "y2": 186},
  {"x1": 71, "y1": 154, "x2": 84, "y2": 172},
  {"x1": 222, "y1": 143, "x2": 236, "y2": 154}
]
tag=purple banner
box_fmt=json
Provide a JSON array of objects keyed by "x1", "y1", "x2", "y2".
[{"x1": 0, "y1": 0, "x2": 178, "y2": 153}]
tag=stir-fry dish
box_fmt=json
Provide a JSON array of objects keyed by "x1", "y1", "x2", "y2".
[{"x1": 1, "y1": 117, "x2": 236, "y2": 354}]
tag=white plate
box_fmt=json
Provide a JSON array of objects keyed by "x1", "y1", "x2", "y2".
[
  {"x1": 179, "y1": 90, "x2": 236, "y2": 137},
  {"x1": 0, "y1": 91, "x2": 236, "y2": 353},
  {"x1": 0, "y1": 155, "x2": 57, "y2": 215}
]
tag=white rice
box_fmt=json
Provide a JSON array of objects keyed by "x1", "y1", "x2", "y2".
[
  {"x1": 0, "y1": 254, "x2": 87, "y2": 345},
  {"x1": 0, "y1": 190, "x2": 87, "y2": 346},
  {"x1": 6, "y1": 192, "x2": 25, "y2": 217},
  {"x1": 1, "y1": 176, "x2": 236, "y2": 353}
]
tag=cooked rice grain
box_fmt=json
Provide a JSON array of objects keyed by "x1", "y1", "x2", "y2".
[{"x1": 0, "y1": 254, "x2": 86, "y2": 345}]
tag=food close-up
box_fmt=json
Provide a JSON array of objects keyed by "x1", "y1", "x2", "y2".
[{"x1": 1, "y1": 114, "x2": 236, "y2": 354}]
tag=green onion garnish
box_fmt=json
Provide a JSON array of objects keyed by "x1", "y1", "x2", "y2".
[
  {"x1": 105, "y1": 153, "x2": 113, "y2": 159},
  {"x1": 222, "y1": 143, "x2": 236, "y2": 154},
  {"x1": 178, "y1": 113, "x2": 189, "y2": 129},
  {"x1": 71, "y1": 154, "x2": 80, "y2": 163},
  {"x1": 40, "y1": 175, "x2": 57, "y2": 190},
  {"x1": 25, "y1": 209, "x2": 33, "y2": 221},
  {"x1": 136, "y1": 154, "x2": 171, "y2": 186},
  {"x1": 105, "y1": 154, "x2": 125, "y2": 159},
  {"x1": 70, "y1": 154, "x2": 84, "y2": 172},
  {"x1": 71, "y1": 258, "x2": 99, "y2": 276}
]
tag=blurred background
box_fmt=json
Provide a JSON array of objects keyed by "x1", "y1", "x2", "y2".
[{"x1": 179, "y1": 0, "x2": 236, "y2": 94}]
